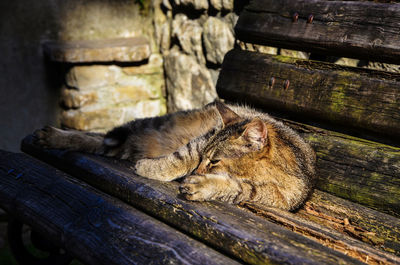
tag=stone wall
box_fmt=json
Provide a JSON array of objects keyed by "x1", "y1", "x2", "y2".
[
  {"x1": 0, "y1": 0, "x2": 159, "y2": 150},
  {"x1": 44, "y1": 0, "x2": 244, "y2": 133},
  {"x1": 150, "y1": 0, "x2": 312, "y2": 112},
  {"x1": 152, "y1": 0, "x2": 238, "y2": 112},
  {"x1": 44, "y1": 37, "x2": 166, "y2": 132},
  {"x1": 3, "y1": 0, "x2": 399, "y2": 150},
  {"x1": 61, "y1": 54, "x2": 166, "y2": 132}
]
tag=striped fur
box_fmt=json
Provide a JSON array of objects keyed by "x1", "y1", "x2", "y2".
[{"x1": 35, "y1": 101, "x2": 316, "y2": 210}]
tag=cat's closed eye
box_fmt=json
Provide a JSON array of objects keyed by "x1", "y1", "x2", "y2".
[{"x1": 210, "y1": 159, "x2": 220, "y2": 165}]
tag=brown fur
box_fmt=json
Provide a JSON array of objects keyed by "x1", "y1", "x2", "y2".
[{"x1": 34, "y1": 101, "x2": 316, "y2": 211}]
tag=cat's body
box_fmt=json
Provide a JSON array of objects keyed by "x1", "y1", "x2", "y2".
[{"x1": 35, "y1": 101, "x2": 316, "y2": 210}]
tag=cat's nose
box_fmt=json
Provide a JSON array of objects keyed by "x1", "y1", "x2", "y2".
[{"x1": 194, "y1": 163, "x2": 207, "y2": 174}]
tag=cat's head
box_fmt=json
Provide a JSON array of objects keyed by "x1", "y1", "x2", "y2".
[{"x1": 195, "y1": 103, "x2": 269, "y2": 176}]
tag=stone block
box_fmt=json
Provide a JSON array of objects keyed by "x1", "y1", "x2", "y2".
[
  {"x1": 44, "y1": 37, "x2": 151, "y2": 63},
  {"x1": 66, "y1": 54, "x2": 163, "y2": 90},
  {"x1": 222, "y1": 12, "x2": 238, "y2": 32},
  {"x1": 61, "y1": 99, "x2": 167, "y2": 131},
  {"x1": 237, "y1": 41, "x2": 278, "y2": 55},
  {"x1": 280, "y1": 49, "x2": 309, "y2": 59},
  {"x1": 210, "y1": 0, "x2": 234, "y2": 11},
  {"x1": 335, "y1": 58, "x2": 360, "y2": 67},
  {"x1": 203, "y1": 17, "x2": 234, "y2": 65},
  {"x1": 172, "y1": 14, "x2": 205, "y2": 64},
  {"x1": 61, "y1": 88, "x2": 98, "y2": 108},
  {"x1": 160, "y1": 21, "x2": 172, "y2": 55},
  {"x1": 153, "y1": 1, "x2": 170, "y2": 55},
  {"x1": 61, "y1": 74, "x2": 164, "y2": 108},
  {"x1": 164, "y1": 47, "x2": 217, "y2": 112},
  {"x1": 173, "y1": 0, "x2": 208, "y2": 10},
  {"x1": 121, "y1": 54, "x2": 163, "y2": 75},
  {"x1": 163, "y1": 0, "x2": 172, "y2": 9},
  {"x1": 208, "y1": 68, "x2": 220, "y2": 87},
  {"x1": 66, "y1": 65, "x2": 121, "y2": 90}
]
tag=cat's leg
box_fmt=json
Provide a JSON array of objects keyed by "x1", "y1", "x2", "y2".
[
  {"x1": 134, "y1": 132, "x2": 212, "y2": 181},
  {"x1": 179, "y1": 174, "x2": 242, "y2": 203},
  {"x1": 34, "y1": 126, "x2": 105, "y2": 154},
  {"x1": 180, "y1": 177, "x2": 293, "y2": 210}
]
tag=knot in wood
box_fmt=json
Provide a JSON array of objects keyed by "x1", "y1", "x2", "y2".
[
  {"x1": 284, "y1": 80, "x2": 290, "y2": 90},
  {"x1": 292, "y1": 12, "x2": 299, "y2": 23},
  {"x1": 269, "y1": 77, "x2": 275, "y2": 88},
  {"x1": 307, "y1": 14, "x2": 314, "y2": 24}
]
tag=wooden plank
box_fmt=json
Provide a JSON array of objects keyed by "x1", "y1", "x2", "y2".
[
  {"x1": 241, "y1": 202, "x2": 400, "y2": 264},
  {"x1": 0, "y1": 150, "x2": 240, "y2": 265},
  {"x1": 43, "y1": 37, "x2": 150, "y2": 63},
  {"x1": 20, "y1": 136, "x2": 370, "y2": 265},
  {"x1": 245, "y1": 189, "x2": 400, "y2": 257},
  {"x1": 301, "y1": 190, "x2": 400, "y2": 257},
  {"x1": 217, "y1": 49, "x2": 400, "y2": 140},
  {"x1": 280, "y1": 119, "x2": 400, "y2": 219},
  {"x1": 236, "y1": 0, "x2": 400, "y2": 63}
]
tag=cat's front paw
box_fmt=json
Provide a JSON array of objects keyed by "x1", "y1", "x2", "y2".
[
  {"x1": 34, "y1": 126, "x2": 65, "y2": 149},
  {"x1": 134, "y1": 158, "x2": 176, "y2": 181},
  {"x1": 179, "y1": 175, "x2": 217, "y2": 201}
]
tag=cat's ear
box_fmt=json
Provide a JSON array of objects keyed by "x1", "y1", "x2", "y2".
[
  {"x1": 242, "y1": 119, "x2": 268, "y2": 147},
  {"x1": 215, "y1": 101, "x2": 241, "y2": 126}
]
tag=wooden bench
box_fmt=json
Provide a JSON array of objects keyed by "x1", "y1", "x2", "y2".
[{"x1": 1, "y1": 0, "x2": 400, "y2": 264}]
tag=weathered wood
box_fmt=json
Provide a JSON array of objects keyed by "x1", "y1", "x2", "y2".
[
  {"x1": 0, "y1": 150, "x2": 240, "y2": 265},
  {"x1": 241, "y1": 202, "x2": 400, "y2": 264},
  {"x1": 21, "y1": 136, "x2": 371, "y2": 265},
  {"x1": 301, "y1": 190, "x2": 400, "y2": 257},
  {"x1": 277, "y1": 119, "x2": 400, "y2": 218},
  {"x1": 236, "y1": 0, "x2": 400, "y2": 63},
  {"x1": 44, "y1": 37, "x2": 150, "y2": 63},
  {"x1": 217, "y1": 49, "x2": 400, "y2": 140},
  {"x1": 244, "y1": 189, "x2": 400, "y2": 257}
]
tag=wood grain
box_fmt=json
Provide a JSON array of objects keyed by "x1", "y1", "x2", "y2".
[
  {"x1": 20, "y1": 135, "x2": 400, "y2": 264},
  {"x1": 241, "y1": 201, "x2": 400, "y2": 264},
  {"x1": 217, "y1": 49, "x2": 400, "y2": 140},
  {"x1": 0, "y1": 150, "x2": 239, "y2": 265},
  {"x1": 236, "y1": 0, "x2": 400, "y2": 63},
  {"x1": 302, "y1": 190, "x2": 400, "y2": 257},
  {"x1": 268, "y1": 119, "x2": 400, "y2": 218}
]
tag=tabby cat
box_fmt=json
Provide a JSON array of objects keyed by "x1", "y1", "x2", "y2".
[{"x1": 35, "y1": 101, "x2": 316, "y2": 210}]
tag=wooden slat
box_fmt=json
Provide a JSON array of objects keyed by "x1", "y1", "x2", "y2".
[
  {"x1": 241, "y1": 202, "x2": 400, "y2": 264},
  {"x1": 0, "y1": 150, "x2": 240, "y2": 265},
  {"x1": 285, "y1": 120, "x2": 400, "y2": 218},
  {"x1": 222, "y1": 58, "x2": 400, "y2": 216},
  {"x1": 217, "y1": 49, "x2": 400, "y2": 140},
  {"x1": 236, "y1": 0, "x2": 400, "y2": 63},
  {"x1": 20, "y1": 136, "x2": 371, "y2": 265},
  {"x1": 302, "y1": 190, "x2": 400, "y2": 257}
]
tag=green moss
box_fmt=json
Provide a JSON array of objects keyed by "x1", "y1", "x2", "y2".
[
  {"x1": 329, "y1": 85, "x2": 346, "y2": 113},
  {"x1": 271, "y1": 55, "x2": 298, "y2": 64}
]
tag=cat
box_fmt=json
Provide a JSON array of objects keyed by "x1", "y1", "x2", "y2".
[{"x1": 34, "y1": 101, "x2": 317, "y2": 211}]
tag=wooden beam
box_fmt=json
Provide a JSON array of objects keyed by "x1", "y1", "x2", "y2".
[
  {"x1": 236, "y1": 0, "x2": 400, "y2": 63},
  {"x1": 21, "y1": 136, "x2": 400, "y2": 264},
  {"x1": 217, "y1": 49, "x2": 400, "y2": 140},
  {"x1": 245, "y1": 189, "x2": 400, "y2": 257},
  {"x1": 241, "y1": 201, "x2": 400, "y2": 264},
  {"x1": 0, "y1": 150, "x2": 240, "y2": 265},
  {"x1": 280, "y1": 119, "x2": 400, "y2": 219},
  {"x1": 302, "y1": 190, "x2": 400, "y2": 257}
]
